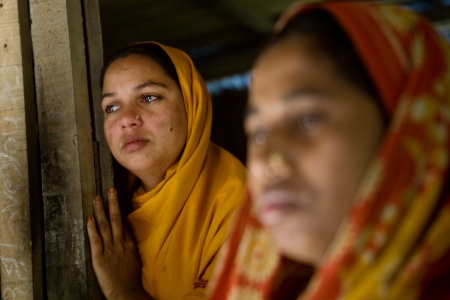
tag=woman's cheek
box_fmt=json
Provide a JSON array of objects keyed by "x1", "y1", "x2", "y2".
[
  {"x1": 248, "y1": 160, "x2": 265, "y2": 191},
  {"x1": 104, "y1": 126, "x2": 117, "y2": 150}
]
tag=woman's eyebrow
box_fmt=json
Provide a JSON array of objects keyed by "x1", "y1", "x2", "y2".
[
  {"x1": 284, "y1": 87, "x2": 329, "y2": 102},
  {"x1": 244, "y1": 105, "x2": 257, "y2": 118},
  {"x1": 101, "y1": 81, "x2": 168, "y2": 101},
  {"x1": 101, "y1": 92, "x2": 115, "y2": 101},
  {"x1": 135, "y1": 81, "x2": 167, "y2": 91}
]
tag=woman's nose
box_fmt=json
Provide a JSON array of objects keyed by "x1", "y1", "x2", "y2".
[
  {"x1": 263, "y1": 151, "x2": 293, "y2": 180},
  {"x1": 120, "y1": 109, "x2": 143, "y2": 128},
  {"x1": 251, "y1": 131, "x2": 294, "y2": 181}
]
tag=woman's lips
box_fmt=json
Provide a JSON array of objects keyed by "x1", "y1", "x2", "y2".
[
  {"x1": 257, "y1": 190, "x2": 309, "y2": 226},
  {"x1": 122, "y1": 137, "x2": 149, "y2": 152}
]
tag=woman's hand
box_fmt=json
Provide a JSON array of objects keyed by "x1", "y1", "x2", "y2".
[{"x1": 87, "y1": 187, "x2": 152, "y2": 300}]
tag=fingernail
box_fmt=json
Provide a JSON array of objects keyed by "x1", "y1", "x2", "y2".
[
  {"x1": 87, "y1": 216, "x2": 93, "y2": 221},
  {"x1": 108, "y1": 187, "x2": 116, "y2": 195},
  {"x1": 94, "y1": 196, "x2": 102, "y2": 203}
]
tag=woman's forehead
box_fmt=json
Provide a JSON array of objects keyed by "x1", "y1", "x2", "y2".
[
  {"x1": 251, "y1": 49, "x2": 336, "y2": 105},
  {"x1": 254, "y1": 38, "x2": 334, "y2": 79}
]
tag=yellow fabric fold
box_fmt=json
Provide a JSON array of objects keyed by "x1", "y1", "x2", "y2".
[{"x1": 127, "y1": 42, "x2": 246, "y2": 299}]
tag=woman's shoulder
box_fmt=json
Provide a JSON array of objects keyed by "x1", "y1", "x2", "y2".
[
  {"x1": 207, "y1": 142, "x2": 246, "y2": 176},
  {"x1": 199, "y1": 142, "x2": 247, "y2": 204}
]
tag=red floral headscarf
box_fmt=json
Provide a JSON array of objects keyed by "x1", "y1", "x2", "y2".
[{"x1": 209, "y1": 2, "x2": 450, "y2": 299}]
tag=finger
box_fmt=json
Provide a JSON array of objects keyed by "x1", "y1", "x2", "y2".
[
  {"x1": 107, "y1": 187, "x2": 124, "y2": 243},
  {"x1": 93, "y1": 195, "x2": 113, "y2": 245},
  {"x1": 121, "y1": 227, "x2": 138, "y2": 252},
  {"x1": 86, "y1": 216, "x2": 103, "y2": 256},
  {"x1": 123, "y1": 226, "x2": 134, "y2": 242}
]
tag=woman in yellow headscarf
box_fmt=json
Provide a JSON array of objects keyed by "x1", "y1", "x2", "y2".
[
  {"x1": 210, "y1": 2, "x2": 450, "y2": 299},
  {"x1": 86, "y1": 42, "x2": 246, "y2": 299}
]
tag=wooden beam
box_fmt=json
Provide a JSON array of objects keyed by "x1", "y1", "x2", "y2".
[
  {"x1": 82, "y1": 0, "x2": 114, "y2": 199},
  {"x1": 28, "y1": 0, "x2": 100, "y2": 297},
  {"x1": 81, "y1": 0, "x2": 114, "y2": 295},
  {"x1": 0, "y1": 0, "x2": 42, "y2": 298}
]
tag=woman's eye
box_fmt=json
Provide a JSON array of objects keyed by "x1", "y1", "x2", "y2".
[
  {"x1": 298, "y1": 114, "x2": 321, "y2": 130},
  {"x1": 143, "y1": 95, "x2": 158, "y2": 103},
  {"x1": 105, "y1": 105, "x2": 119, "y2": 114},
  {"x1": 254, "y1": 132, "x2": 267, "y2": 146},
  {"x1": 247, "y1": 130, "x2": 267, "y2": 146}
]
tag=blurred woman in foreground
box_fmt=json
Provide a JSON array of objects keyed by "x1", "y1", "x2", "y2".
[{"x1": 210, "y1": 2, "x2": 450, "y2": 299}]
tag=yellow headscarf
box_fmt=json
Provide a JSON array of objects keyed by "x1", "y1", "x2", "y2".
[{"x1": 127, "y1": 42, "x2": 246, "y2": 299}]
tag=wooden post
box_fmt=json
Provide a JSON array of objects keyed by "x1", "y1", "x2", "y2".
[
  {"x1": 82, "y1": 0, "x2": 114, "y2": 199},
  {"x1": 28, "y1": 0, "x2": 103, "y2": 297},
  {"x1": 82, "y1": 0, "x2": 114, "y2": 296},
  {"x1": 0, "y1": 0, "x2": 42, "y2": 298}
]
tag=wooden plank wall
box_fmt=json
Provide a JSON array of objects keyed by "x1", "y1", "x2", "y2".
[
  {"x1": 0, "y1": 0, "x2": 108, "y2": 298},
  {"x1": 83, "y1": 0, "x2": 114, "y2": 200},
  {"x1": 82, "y1": 0, "x2": 114, "y2": 296},
  {"x1": 27, "y1": 0, "x2": 103, "y2": 297},
  {"x1": 0, "y1": 0, "x2": 41, "y2": 298}
]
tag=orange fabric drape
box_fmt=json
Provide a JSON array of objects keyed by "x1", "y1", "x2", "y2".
[{"x1": 210, "y1": 2, "x2": 450, "y2": 299}]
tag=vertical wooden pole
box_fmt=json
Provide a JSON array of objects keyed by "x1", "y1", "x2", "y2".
[
  {"x1": 28, "y1": 0, "x2": 101, "y2": 298},
  {"x1": 81, "y1": 0, "x2": 114, "y2": 296},
  {"x1": 82, "y1": 0, "x2": 114, "y2": 200},
  {"x1": 0, "y1": 0, "x2": 41, "y2": 298}
]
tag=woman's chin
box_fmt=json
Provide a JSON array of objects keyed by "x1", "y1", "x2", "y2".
[{"x1": 267, "y1": 221, "x2": 324, "y2": 266}]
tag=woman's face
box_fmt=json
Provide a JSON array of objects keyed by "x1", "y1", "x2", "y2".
[
  {"x1": 245, "y1": 36, "x2": 385, "y2": 266},
  {"x1": 102, "y1": 54, "x2": 188, "y2": 191}
]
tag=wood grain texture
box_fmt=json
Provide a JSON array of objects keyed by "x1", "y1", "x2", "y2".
[
  {"x1": 82, "y1": 0, "x2": 114, "y2": 205},
  {"x1": 0, "y1": 0, "x2": 39, "y2": 298},
  {"x1": 29, "y1": 0, "x2": 98, "y2": 298},
  {"x1": 81, "y1": 0, "x2": 112, "y2": 296}
]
